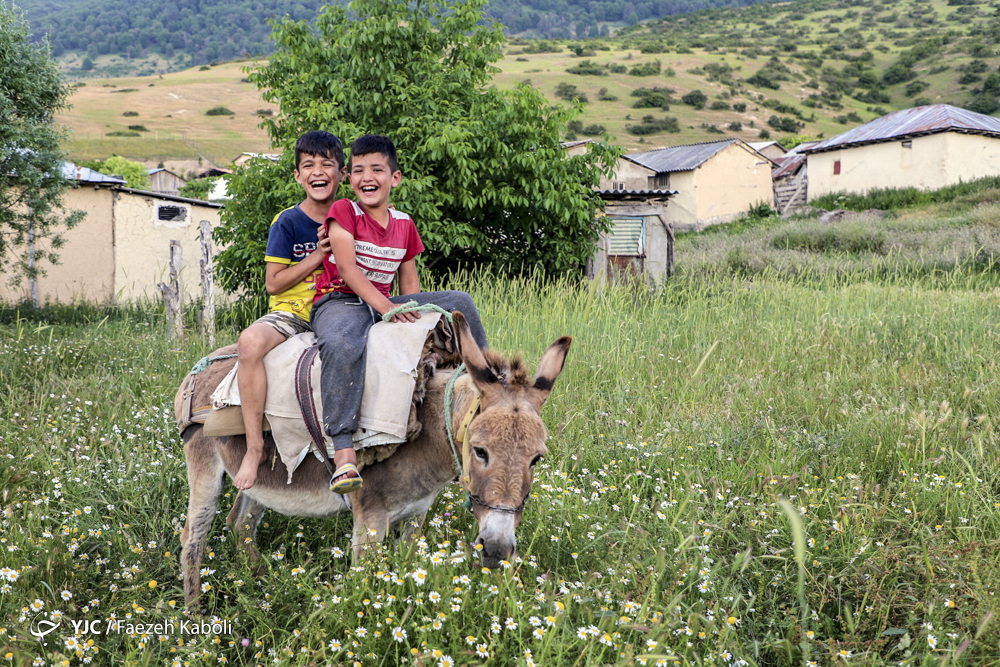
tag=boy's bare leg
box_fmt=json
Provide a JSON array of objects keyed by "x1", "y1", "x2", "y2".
[{"x1": 234, "y1": 323, "x2": 289, "y2": 490}]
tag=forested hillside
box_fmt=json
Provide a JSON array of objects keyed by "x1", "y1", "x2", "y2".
[{"x1": 18, "y1": 0, "x2": 776, "y2": 74}]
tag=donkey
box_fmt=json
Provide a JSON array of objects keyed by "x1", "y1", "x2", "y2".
[{"x1": 176, "y1": 312, "x2": 571, "y2": 606}]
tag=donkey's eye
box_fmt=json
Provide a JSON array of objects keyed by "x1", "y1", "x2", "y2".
[
  {"x1": 530, "y1": 455, "x2": 542, "y2": 467},
  {"x1": 474, "y1": 447, "x2": 489, "y2": 465}
]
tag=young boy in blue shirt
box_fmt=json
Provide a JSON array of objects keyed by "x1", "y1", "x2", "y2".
[{"x1": 233, "y1": 131, "x2": 347, "y2": 490}]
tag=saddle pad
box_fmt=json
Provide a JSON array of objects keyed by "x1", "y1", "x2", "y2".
[{"x1": 210, "y1": 314, "x2": 442, "y2": 482}]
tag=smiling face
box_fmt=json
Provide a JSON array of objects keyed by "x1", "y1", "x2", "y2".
[
  {"x1": 293, "y1": 152, "x2": 345, "y2": 206},
  {"x1": 348, "y1": 152, "x2": 402, "y2": 214}
]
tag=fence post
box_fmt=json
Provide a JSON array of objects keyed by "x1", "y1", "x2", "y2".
[
  {"x1": 199, "y1": 220, "x2": 216, "y2": 346},
  {"x1": 157, "y1": 240, "x2": 183, "y2": 339}
]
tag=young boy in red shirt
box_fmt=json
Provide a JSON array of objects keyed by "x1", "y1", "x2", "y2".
[{"x1": 311, "y1": 134, "x2": 488, "y2": 493}]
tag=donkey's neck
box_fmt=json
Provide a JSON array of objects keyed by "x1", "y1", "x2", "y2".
[{"x1": 413, "y1": 369, "x2": 479, "y2": 488}]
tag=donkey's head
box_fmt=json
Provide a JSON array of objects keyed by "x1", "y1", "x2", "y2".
[{"x1": 451, "y1": 312, "x2": 571, "y2": 568}]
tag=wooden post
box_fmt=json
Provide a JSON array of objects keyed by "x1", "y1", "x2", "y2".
[
  {"x1": 199, "y1": 220, "x2": 216, "y2": 346},
  {"x1": 666, "y1": 221, "x2": 675, "y2": 278},
  {"x1": 157, "y1": 240, "x2": 183, "y2": 339}
]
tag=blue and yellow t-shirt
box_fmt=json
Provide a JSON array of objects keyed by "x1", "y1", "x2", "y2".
[{"x1": 264, "y1": 205, "x2": 324, "y2": 322}]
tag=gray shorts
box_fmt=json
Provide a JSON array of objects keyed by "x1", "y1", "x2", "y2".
[{"x1": 252, "y1": 311, "x2": 312, "y2": 340}]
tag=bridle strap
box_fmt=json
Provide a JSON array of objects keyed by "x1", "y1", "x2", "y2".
[
  {"x1": 456, "y1": 393, "x2": 480, "y2": 488},
  {"x1": 468, "y1": 490, "x2": 531, "y2": 515}
]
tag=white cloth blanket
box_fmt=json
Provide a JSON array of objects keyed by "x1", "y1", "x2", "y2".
[{"x1": 210, "y1": 314, "x2": 442, "y2": 483}]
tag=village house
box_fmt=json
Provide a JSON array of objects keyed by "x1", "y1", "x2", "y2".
[
  {"x1": 803, "y1": 104, "x2": 1000, "y2": 200},
  {"x1": 0, "y1": 163, "x2": 223, "y2": 305},
  {"x1": 600, "y1": 138, "x2": 775, "y2": 232}
]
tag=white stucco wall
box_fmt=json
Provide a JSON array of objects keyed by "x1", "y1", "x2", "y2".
[
  {"x1": 599, "y1": 158, "x2": 655, "y2": 190},
  {"x1": 0, "y1": 186, "x2": 116, "y2": 304},
  {"x1": 112, "y1": 191, "x2": 222, "y2": 302},
  {"x1": 807, "y1": 132, "x2": 1000, "y2": 200}
]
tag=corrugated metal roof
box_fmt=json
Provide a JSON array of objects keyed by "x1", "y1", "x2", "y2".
[
  {"x1": 749, "y1": 140, "x2": 781, "y2": 152},
  {"x1": 625, "y1": 138, "x2": 740, "y2": 174},
  {"x1": 595, "y1": 188, "x2": 676, "y2": 198},
  {"x1": 772, "y1": 153, "x2": 806, "y2": 180},
  {"x1": 804, "y1": 104, "x2": 1000, "y2": 153},
  {"x1": 61, "y1": 162, "x2": 127, "y2": 184}
]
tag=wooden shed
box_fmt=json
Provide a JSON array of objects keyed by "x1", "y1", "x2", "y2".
[
  {"x1": 586, "y1": 189, "x2": 675, "y2": 285},
  {"x1": 147, "y1": 168, "x2": 187, "y2": 197}
]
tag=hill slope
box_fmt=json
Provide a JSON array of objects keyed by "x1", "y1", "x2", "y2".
[
  {"x1": 20, "y1": 0, "x2": 778, "y2": 77},
  {"x1": 54, "y1": 0, "x2": 1000, "y2": 161}
]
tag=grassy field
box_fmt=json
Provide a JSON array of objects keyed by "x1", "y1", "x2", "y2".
[
  {"x1": 2, "y1": 199, "x2": 1000, "y2": 665},
  {"x1": 57, "y1": 61, "x2": 276, "y2": 166}
]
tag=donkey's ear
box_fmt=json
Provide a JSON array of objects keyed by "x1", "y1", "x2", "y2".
[
  {"x1": 452, "y1": 311, "x2": 498, "y2": 388},
  {"x1": 528, "y1": 336, "x2": 572, "y2": 410}
]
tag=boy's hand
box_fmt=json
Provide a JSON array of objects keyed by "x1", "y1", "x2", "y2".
[
  {"x1": 317, "y1": 225, "x2": 331, "y2": 255},
  {"x1": 386, "y1": 307, "x2": 420, "y2": 324}
]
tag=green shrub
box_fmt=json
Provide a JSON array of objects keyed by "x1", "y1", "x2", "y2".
[
  {"x1": 597, "y1": 87, "x2": 618, "y2": 102},
  {"x1": 555, "y1": 82, "x2": 588, "y2": 103},
  {"x1": 628, "y1": 60, "x2": 661, "y2": 76},
  {"x1": 256, "y1": 108, "x2": 273, "y2": 116},
  {"x1": 580, "y1": 123, "x2": 607, "y2": 136},
  {"x1": 746, "y1": 72, "x2": 780, "y2": 89},
  {"x1": 110, "y1": 88, "x2": 138, "y2": 93},
  {"x1": 122, "y1": 110, "x2": 139, "y2": 117},
  {"x1": 681, "y1": 89, "x2": 708, "y2": 109},
  {"x1": 205, "y1": 106, "x2": 235, "y2": 116},
  {"x1": 565, "y1": 59, "x2": 606, "y2": 76},
  {"x1": 626, "y1": 115, "x2": 680, "y2": 135},
  {"x1": 126, "y1": 124, "x2": 148, "y2": 131},
  {"x1": 105, "y1": 130, "x2": 140, "y2": 137},
  {"x1": 609, "y1": 63, "x2": 627, "y2": 74},
  {"x1": 709, "y1": 100, "x2": 730, "y2": 110},
  {"x1": 631, "y1": 86, "x2": 676, "y2": 109},
  {"x1": 733, "y1": 102, "x2": 747, "y2": 112}
]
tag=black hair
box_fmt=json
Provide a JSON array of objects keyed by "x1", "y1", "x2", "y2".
[
  {"x1": 348, "y1": 134, "x2": 399, "y2": 173},
  {"x1": 294, "y1": 131, "x2": 345, "y2": 170}
]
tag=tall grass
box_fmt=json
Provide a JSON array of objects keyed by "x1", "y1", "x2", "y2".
[
  {"x1": 810, "y1": 177, "x2": 1000, "y2": 212},
  {"x1": 1, "y1": 257, "x2": 999, "y2": 665}
]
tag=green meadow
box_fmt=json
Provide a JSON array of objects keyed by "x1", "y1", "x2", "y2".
[{"x1": 2, "y1": 195, "x2": 1000, "y2": 665}]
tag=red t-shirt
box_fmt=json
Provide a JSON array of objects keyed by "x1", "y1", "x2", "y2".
[{"x1": 313, "y1": 199, "x2": 425, "y2": 300}]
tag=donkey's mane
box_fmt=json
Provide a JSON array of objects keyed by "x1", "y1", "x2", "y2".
[{"x1": 482, "y1": 349, "x2": 530, "y2": 387}]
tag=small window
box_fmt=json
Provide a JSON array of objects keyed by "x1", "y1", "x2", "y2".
[
  {"x1": 647, "y1": 173, "x2": 670, "y2": 189},
  {"x1": 833, "y1": 160, "x2": 841, "y2": 175},
  {"x1": 158, "y1": 205, "x2": 186, "y2": 221},
  {"x1": 902, "y1": 139, "x2": 912, "y2": 149},
  {"x1": 612, "y1": 181, "x2": 625, "y2": 191}
]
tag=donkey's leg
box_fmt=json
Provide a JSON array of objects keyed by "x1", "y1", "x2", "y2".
[
  {"x1": 226, "y1": 491, "x2": 266, "y2": 566},
  {"x1": 351, "y1": 506, "x2": 389, "y2": 562},
  {"x1": 180, "y1": 429, "x2": 226, "y2": 607}
]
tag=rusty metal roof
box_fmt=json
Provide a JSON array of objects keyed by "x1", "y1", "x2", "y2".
[
  {"x1": 596, "y1": 188, "x2": 676, "y2": 199},
  {"x1": 804, "y1": 104, "x2": 1000, "y2": 153},
  {"x1": 625, "y1": 138, "x2": 741, "y2": 174},
  {"x1": 772, "y1": 153, "x2": 806, "y2": 180}
]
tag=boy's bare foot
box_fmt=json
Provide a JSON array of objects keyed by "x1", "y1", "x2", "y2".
[{"x1": 233, "y1": 446, "x2": 266, "y2": 490}]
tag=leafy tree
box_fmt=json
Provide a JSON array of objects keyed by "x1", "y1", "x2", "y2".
[
  {"x1": 0, "y1": 5, "x2": 84, "y2": 294},
  {"x1": 216, "y1": 0, "x2": 619, "y2": 304},
  {"x1": 80, "y1": 156, "x2": 151, "y2": 189}
]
